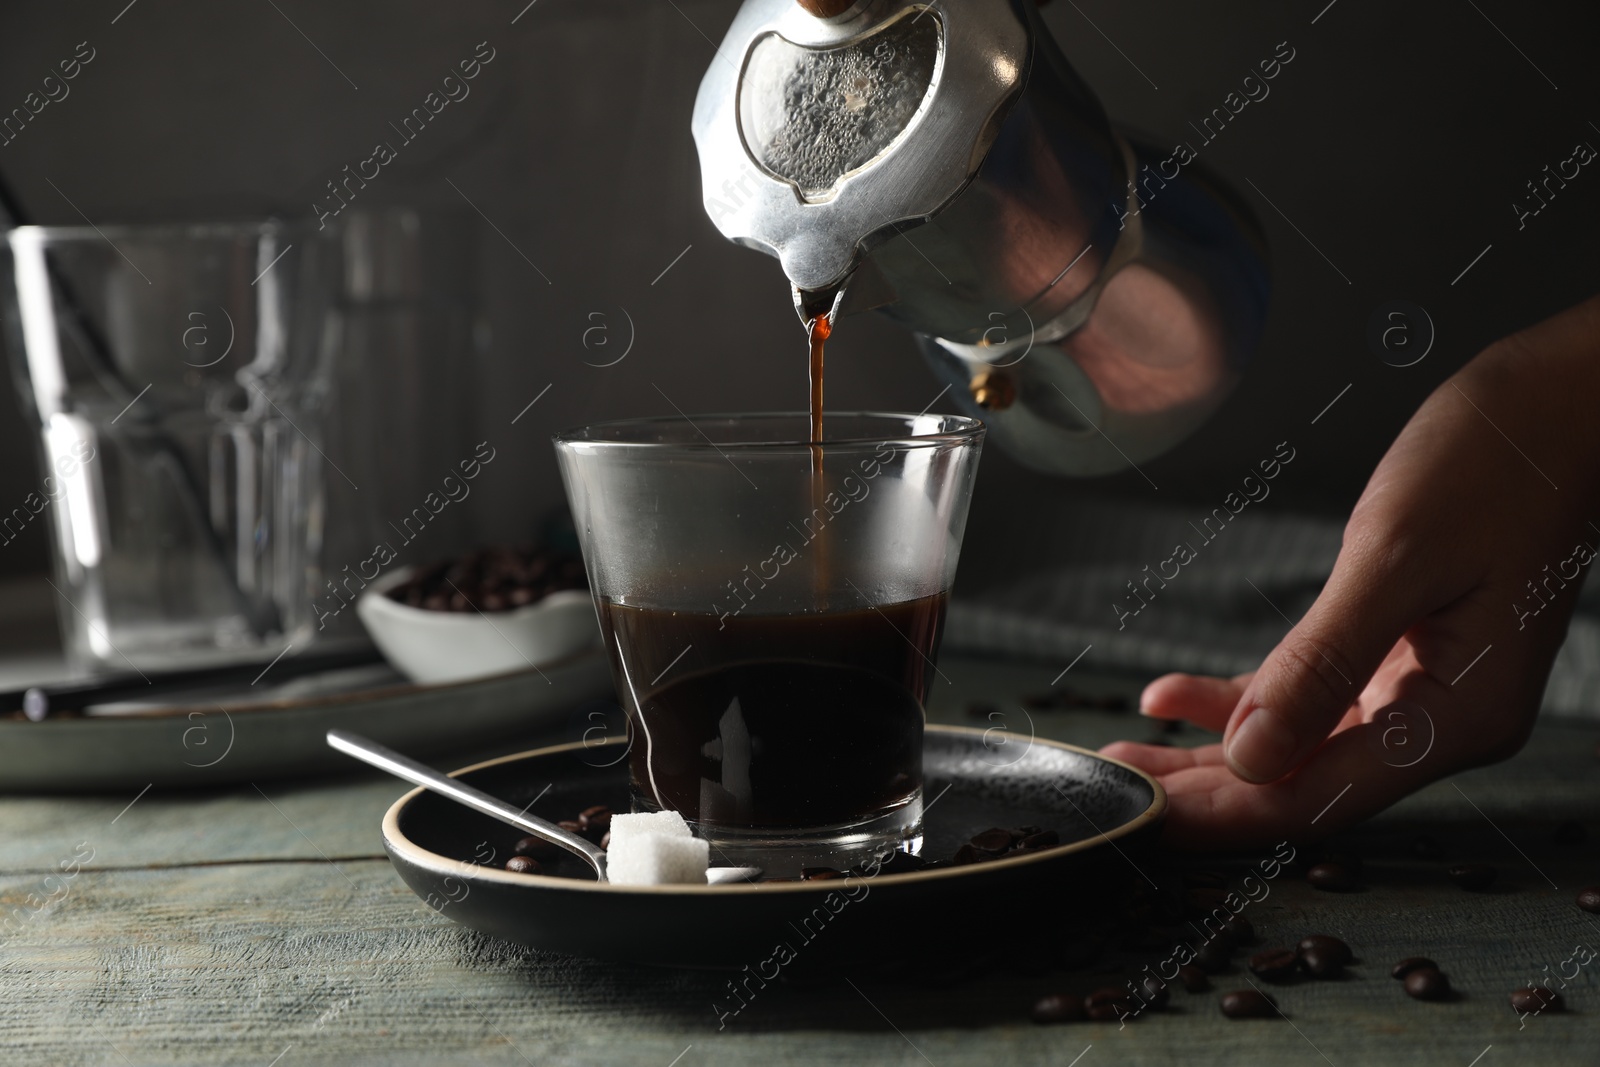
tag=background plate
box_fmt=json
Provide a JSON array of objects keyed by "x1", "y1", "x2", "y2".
[{"x1": 0, "y1": 648, "x2": 613, "y2": 792}]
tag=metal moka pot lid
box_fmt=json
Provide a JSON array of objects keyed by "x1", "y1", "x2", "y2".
[{"x1": 691, "y1": 0, "x2": 1028, "y2": 294}]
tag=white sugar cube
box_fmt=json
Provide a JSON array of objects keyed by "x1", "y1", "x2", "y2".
[
  {"x1": 606, "y1": 810, "x2": 691, "y2": 848},
  {"x1": 606, "y1": 831, "x2": 710, "y2": 886}
]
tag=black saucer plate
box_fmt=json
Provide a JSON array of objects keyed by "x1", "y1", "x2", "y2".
[{"x1": 382, "y1": 725, "x2": 1166, "y2": 968}]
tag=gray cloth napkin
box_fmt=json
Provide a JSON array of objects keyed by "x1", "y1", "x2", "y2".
[{"x1": 946, "y1": 500, "x2": 1600, "y2": 718}]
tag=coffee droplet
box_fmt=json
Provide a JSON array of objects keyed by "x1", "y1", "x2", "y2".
[{"x1": 969, "y1": 370, "x2": 1016, "y2": 411}]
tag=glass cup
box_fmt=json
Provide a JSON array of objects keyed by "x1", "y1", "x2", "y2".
[
  {"x1": 554, "y1": 412, "x2": 984, "y2": 875},
  {"x1": 0, "y1": 221, "x2": 333, "y2": 671}
]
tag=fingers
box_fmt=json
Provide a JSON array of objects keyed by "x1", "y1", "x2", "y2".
[
  {"x1": 1222, "y1": 535, "x2": 1442, "y2": 784},
  {"x1": 1152, "y1": 716, "x2": 1454, "y2": 851},
  {"x1": 1100, "y1": 740, "x2": 1227, "y2": 776},
  {"x1": 1140, "y1": 672, "x2": 1252, "y2": 731}
]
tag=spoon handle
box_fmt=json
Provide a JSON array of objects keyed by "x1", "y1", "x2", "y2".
[{"x1": 326, "y1": 729, "x2": 607, "y2": 879}]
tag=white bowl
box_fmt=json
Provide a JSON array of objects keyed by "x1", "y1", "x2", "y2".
[{"x1": 356, "y1": 567, "x2": 602, "y2": 684}]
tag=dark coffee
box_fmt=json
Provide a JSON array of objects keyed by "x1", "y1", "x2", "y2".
[{"x1": 596, "y1": 592, "x2": 946, "y2": 828}]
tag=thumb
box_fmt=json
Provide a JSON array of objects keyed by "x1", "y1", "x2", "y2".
[{"x1": 1224, "y1": 540, "x2": 1432, "y2": 783}]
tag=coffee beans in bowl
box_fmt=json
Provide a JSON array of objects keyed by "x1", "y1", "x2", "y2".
[
  {"x1": 357, "y1": 544, "x2": 599, "y2": 683},
  {"x1": 388, "y1": 545, "x2": 587, "y2": 612}
]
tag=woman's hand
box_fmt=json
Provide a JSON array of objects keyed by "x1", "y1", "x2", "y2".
[{"x1": 1103, "y1": 296, "x2": 1600, "y2": 850}]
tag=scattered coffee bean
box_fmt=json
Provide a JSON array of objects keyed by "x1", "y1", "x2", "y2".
[
  {"x1": 1220, "y1": 989, "x2": 1277, "y2": 1019},
  {"x1": 1178, "y1": 964, "x2": 1210, "y2": 993},
  {"x1": 1448, "y1": 863, "x2": 1497, "y2": 891},
  {"x1": 1222, "y1": 915, "x2": 1256, "y2": 946},
  {"x1": 1553, "y1": 821, "x2": 1587, "y2": 845},
  {"x1": 1404, "y1": 968, "x2": 1450, "y2": 1000},
  {"x1": 578, "y1": 805, "x2": 612, "y2": 831},
  {"x1": 1306, "y1": 862, "x2": 1357, "y2": 891},
  {"x1": 1136, "y1": 975, "x2": 1170, "y2": 1010},
  {"x1": 1576, "y1": 886, "x2": 1600, "y2": 913},
  {"x1": 971, "y1": 828, "x2": 1015, "y2": 853},
  {"x1": 504, "y1": 855, "x2": 541, "y2": 875},
  {"x1": 1249, "y1": 948, "x2": 1301, "y2": 982},
  {"x1": 1031, "y1": 992, "x2": 1087, "y2": 1024},
  {"x1": 1085, "y1": 987, "x2": 1135, "y2": 1021},
  {"x1": 557, "y1": 819, "x2": 584, "y2": 835},
  {"x1": 951, "y1": 844, "x2": 982, "y2": 866},
  {"x1": 1018, "y1": 829, "x2": 1059, "y2": 850},
  {"x1": 1299, "y1": 945, "x2": 1344, "y2": 979},
  {"x1": 512, "y1": 835, "x2": 562, "y2": 861},
  {"x1": 880, "y1": 851, "x2": 927, "y2": 875},
  {"x1": 1193, "y1": 938, "x2": 1234, "y2": 974},
  {"x1": 1510, "y1": 986, "x2": 1565, "y2": 1014},
  {"x1": 599, "y1": 831, "x2": 610, "y2": 851},
  {"x1": 1410, "y1": 835, "x2": 1443, "y2": 860},
  {"x1": 1298, "y1": 935, "x2": 1353, "y2": 969},
  {"x1": 1391, "y1": 957, "x2": 1438, "y2": 980}
]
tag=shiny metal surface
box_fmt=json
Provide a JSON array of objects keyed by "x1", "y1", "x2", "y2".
[{"x1": 694, "y1": 0, "x2": 1270, "y2": 476}]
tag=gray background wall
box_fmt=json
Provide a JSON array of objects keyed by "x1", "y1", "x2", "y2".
[{"x1": 0, "y1": 0, "x2": 1596, "y2": 594}]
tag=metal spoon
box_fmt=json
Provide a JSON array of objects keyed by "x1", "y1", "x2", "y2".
[{"x1": 325, "y1": 730, "x2": 760, "y2": 885}]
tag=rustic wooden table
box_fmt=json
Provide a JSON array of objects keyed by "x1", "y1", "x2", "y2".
[{"x1": 3, "y1": 655, "x2": 1597, "y2": 1066}]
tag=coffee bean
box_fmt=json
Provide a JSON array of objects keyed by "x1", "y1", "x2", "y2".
[
  {"x1": 1391, "y1": 957, "x2": 1437, "y2": 980},
  {"x1": 1178, "y1": 965, "x2": 1210, "y2": 992},
  {"x1": 1249, "y1": 948, "x2": 1301, "y2": 982},
  {"x1": 970, "y1": 828, "x2": 1015, "y2": 853},
  {"x1": 1410, "y1": 835, "x2": 1443, "y2": 860},
  {"x1": 512, "y1": 835, "x2": 562, "y2": 861},
  {"x1": 870, "y1": 851, "x2": 926, "y2": 875},
  {"x1": 1299, "y1": 945, "x2": 1344, "y2": 979},
  {"x1": 1448, "y1": 863, "x2": 1497, "y2": 891},
  {"x1": 1030, "y1": 992, "x2": 1086, "y2": 1024},
  {"x1": 1576, "y1": 886, "x2": 1600, "y2": 913},
  {"x1": 578, "y1": 805, "x2": 612, "y2": 831},
  {"x1": 1084, "y1": 987, "x2": 1136, "y2": 1021},
  {"x1": 1136, "y1": 975, "x2": 1170, "y2": 1010},
  {"x1": 1018, "y1": 829, "x2": 1059, "y2": 850},
  {"x1": 1553, "y1": 821, "x2": 1587, "y2": 845},
  {"x1": 1193, "y1": 939, "x2": 1234, "y2": 974},
  {"x1": 1220, "y1": 989, "x2": 1277, "y2": 1019},
  {"x1": 1222, "y1": 915, "x2": 1256, "y2": 946},
  {"x1": 1510, "y1": 986, "x2": 1565, "y2": 1014},
  {"x1": 1404, "y1": 968, "x2": 1450, "y2": 1000},
  {"x1": 1085, "y1": 986, "x2": 1131, "y2": 1010},
  {"x1": 800, "y1": 867, "x2": 844, "y2": 881},
  {"x1": 1299, "y1": 934, "x2": 1350, "y2": 966},
  {"x1": 599, "y1": 831, "x2": 610, "y2": 851},
  {"x1": 1306, "y1": 862, "x2": 1356, "y2": 891},
  {"x1": 952, "y1": 844, "x2": 982, "y2": 866},
  {"x1": 504, "y1": 855, "x2": 541, "y2": 875}
]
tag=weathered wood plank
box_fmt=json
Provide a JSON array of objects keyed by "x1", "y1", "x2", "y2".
[
  {"x1": 3, "y1": 658, "x2": 1600, "y2": 1065},
  {"x1": 1, "y1": 860, "x2": 1597, "y2": 1066}
]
